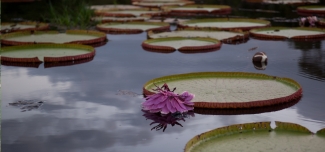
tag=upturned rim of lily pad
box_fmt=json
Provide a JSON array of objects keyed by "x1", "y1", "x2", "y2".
[
  {"x1": 142, "y1": 37, "x2": 222, "y2": 52},
  {"x1": 250, "y1": 27, "x2": 325, "y2": 41},
  {"x1": 1, "y1": 22, "x2": 49, "y2": 33},
  {"x1": 1, "y1": 30, "x2": 107, "y2": 46},
  {"x1": 162, "y1": 4, "x2": 231, "y2": 14},
  {"x1": 147, "y1": 27, "x2": 249, "y2": 44},
  {"x1": 132, "y1": 1, "x2": 195, "y2": 8},
  {"x1": 297, "y1": 5, "x2": 325, "y2": 16},
  {"x1": 194, "y1": 96, "x2": 301, "y2": 115},
  {"x1": 178, "y1": 18, "x2": 271, "y2": 31},
  {"x1": 143, "y1": 72, "x2": 302, "y2": 108},
  {"x1": 184, "y1": 121, "x2": 324, "y2": 152},
  {"x1": 1, "y1": 44, "x2": 95, "y2": 63},
  {"x1": 94, "y1": 8, "x2": 167, "y2": 17},
  {"x1": 96, "y1": 22, "x2": 170, "y2": 33}
]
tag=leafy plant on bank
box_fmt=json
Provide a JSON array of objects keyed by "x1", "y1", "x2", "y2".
[{"x1": 43, "y1": 0, "x2": 99, "y2": 30}]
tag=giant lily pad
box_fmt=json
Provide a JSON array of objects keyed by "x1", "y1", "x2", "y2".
[
  {"x1": 95, "y1": 8, "x2": 166, "y2": 17},
  {"x1": 1, "y1": 30, "x2": 107, "y2": 46},
  {"x1": 185, "y1": 121, "x2": 325, "y2": 152},
  {"x1": 147, "y1": 28, "x2": 249, "y2": 44},
  {"x1": 143, "y1": 72, "x2": 302, "y2": 108},
  {"x1": 163, "y1": 5, "x2": 231, "y2": 15},
  {"x1": 92, "y1": 16, "x2": 151, "y2": 23},
  {"x1": 133, "y1": 1, "x2": 195, "y2": 8},
  {"x1": 245, "y1": 0, "x2": 320, "y2": 4},
  {"x1": 178, "y1": 18, "x2": 270, "y2": 31},
  {"x1": 142, "y1": 37, "x2": 221, "y2": 53},
  {"x1": 1, "y1": 22, "x2": 49, "y2": 33},
  {"x1": 297, "y1": 5, "x2": 325, "y2": 16},
  {"x1": 96, "y1": 22, "x2": 170, "y2": 33},
  {"x1": 1, "y1": 44, "x2": 95, "y2": 62},
  {"x1": 250, "y1": 27, "x2": 325, "y2": 40}
]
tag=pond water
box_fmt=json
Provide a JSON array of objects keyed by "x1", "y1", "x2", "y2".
[{"x1": 1, "y1": 1, "x2": 325, "y2": 152}]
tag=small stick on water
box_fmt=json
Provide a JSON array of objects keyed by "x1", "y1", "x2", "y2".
[{"x1": 248, "y1": 47, "x2": 258, "y2": 51}]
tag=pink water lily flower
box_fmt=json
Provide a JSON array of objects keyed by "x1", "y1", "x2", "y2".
[{"x1": 142, "y1": 83, "x2": 195, "y2": 114}]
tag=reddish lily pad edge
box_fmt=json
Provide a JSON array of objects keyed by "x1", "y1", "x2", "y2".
[
  {"x1": 185, "y1": 121, "x2": 324, "y2": 152},
  {"x1": 250, "y1": 27, "x2": 325, "y2": 40},
  {"x1": 142, "y1": 37, "x2": 222, "y2": 52},
  {"x1": 143, "y1": 72, "x2": 302, "y2": 108},
  {"x1": 1, "y1": 44, "x2": 95, "y2": 63},
  {"x1": 1, "y1": 30, "x2": 107, "y2": 46},
  {"x1": 297, "y1": 5, "x2": 325, "y2": 16},
  {"x1": 132, "y1": 1, "x2": 195, "y2": 8}
]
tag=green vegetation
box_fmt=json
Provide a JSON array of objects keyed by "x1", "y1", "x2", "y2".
[{"x1": 43, "y1": 0, "x2": 99, "y2": 30}]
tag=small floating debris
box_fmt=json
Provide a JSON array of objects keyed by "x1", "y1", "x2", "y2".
[
  {"x1": 297, "y1": 5, "x2": 325, "y2": 17},
  {"x1": 9, "y1": 100, "x2": 44, "y2": 112},
  {"x1": 96, "y1": 22, "x2": 170, "y2": 33},
  {"x1": 147, "y1": 28, "x2": 249, "y2": 44},
  {"x1": 178, "y1": 18, "x2": 270, "y2": 31},
  {"x1": 248, "y1": 47, "x2": 258, "y2": 51},
  {"x1": 143, "y1": 72, "x2": 302, "y2": 108},
  {"x1": 163, "y1": 5, "x2": 231, "y2": 15},
  {"x1": 142, "y1": 37, "x2": 222, "y2": 53},
  {"x1": 250, "y1": 27, "x2": 325, "y2": 40},
  {"x1": 1, "y1": 22, "x2": 49, "y2": 33},
  {"x1": 1, "y1": 30, "x2": 107, "y2": 46},
  {"x1": 132, "y1": 1, "x2": 194, "y2": 8},
  {"x1": 95, "y1": 8, "x2": 166, "y2": 17},
  {"x1": 1, "y1": 44, "x2": 95, "y2": 63},
  {"x1": 185, "y1": 121, "x2": 325, "y2": 152}
]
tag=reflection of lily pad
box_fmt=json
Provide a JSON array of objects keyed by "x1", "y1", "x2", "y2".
[
  {"x1": 185, "y1": 121, "x2": 325, "y2": 152},
  {"x1": 1, "y1": 22, "x2": 49, "y2": 33},
  {"x1": 96, "y1": 22, "x2": 170, "y2": 33},
  {"x1": 143, "y1": 72, "x2": 302, "y2": 108},
  {"x1": 1, "y1": 61, "x2": 42, "y2": 68},
  {"x1": 95, "y1": 8, "x2": 166, "y2": 17},
  {"x1": 178, "y1": 18, "x2": 270, "y2": 31},
  {"x1": 133, "y1": 1, "x2": 195, "y2": 8},
  {"x1": 148, "y1": 28, "x2": 249, "y2": 44},
  {"x1": 1, "y1": 44, "x2": 95, "y2": 62},
  {"x1": 297, "y1": 5, "x2": 325, "y2": 16},
  {"x1": 142, "y1": 37, "x2": 221, "y2": 52},
  {"x1": 250, "y1": 27, "x2": 325, "y2": 40},
  {"x1": 163, "y1": 5, "x2": 231, "y2": 15},
  {"x1": 1, "y1": 30, "x2": 107, "y2": 46}
]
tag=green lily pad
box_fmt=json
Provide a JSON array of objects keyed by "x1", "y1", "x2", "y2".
[
  {"x1": 1, "y1": 30, "x2": 107, "y2": 45},
  {"x1": 142, "y1": 37, "x2": 221, "y2": 52},
  {"x1": 297, "y1": 5, "x2": 325, "y2": 16},
  {"x1": 185, "y1": 121, "x2": 325, "y2": 152},
  {"x1": 1, "y1": 22, "x2": 49, "y2": 33},
  {"x1": 143, "y1": 72, "x2": 302, "y2": 108},
  {"x1": 148, "y1": 28, "x2": 248, "y2": 44},
  {"x1": 133, "y1": 1, "x2": 195, "y2": 8},
  {"x1": 92, "y1": 16, "x2": 151, "y2": 23},
  {"x1": 1, "y1": 44, "x2": 95, "y2": 62},
  {"x1": 163, "y1": 5, "x2": 231, "y2": 14},
  {"x1": 95, "y1": 8, "x2": 165, "y2": 17},
  {"x1": 178, "y1": 18, "x2": 270, "y2": 31},
  {"x1": 250, "y1": 27, "x2": 325, "y2": 40},
  {"x1": 96, "y1": 22, "x2": 170, "y2": 33}
]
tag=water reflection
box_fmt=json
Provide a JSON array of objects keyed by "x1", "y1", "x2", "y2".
[
  {"x1": 142, "y1": 110, "x2": 195, "y2": 132},
  {"x1": 1, "y1": 61, "x2": 42, "y2": 68},
  {"x1": 253, "y1": 61, "x2": 267, "y2": 70}
]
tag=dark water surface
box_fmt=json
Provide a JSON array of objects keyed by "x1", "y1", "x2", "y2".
[{"x1": 2, "y1": 1, "x2": 325, "y2": 152}]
